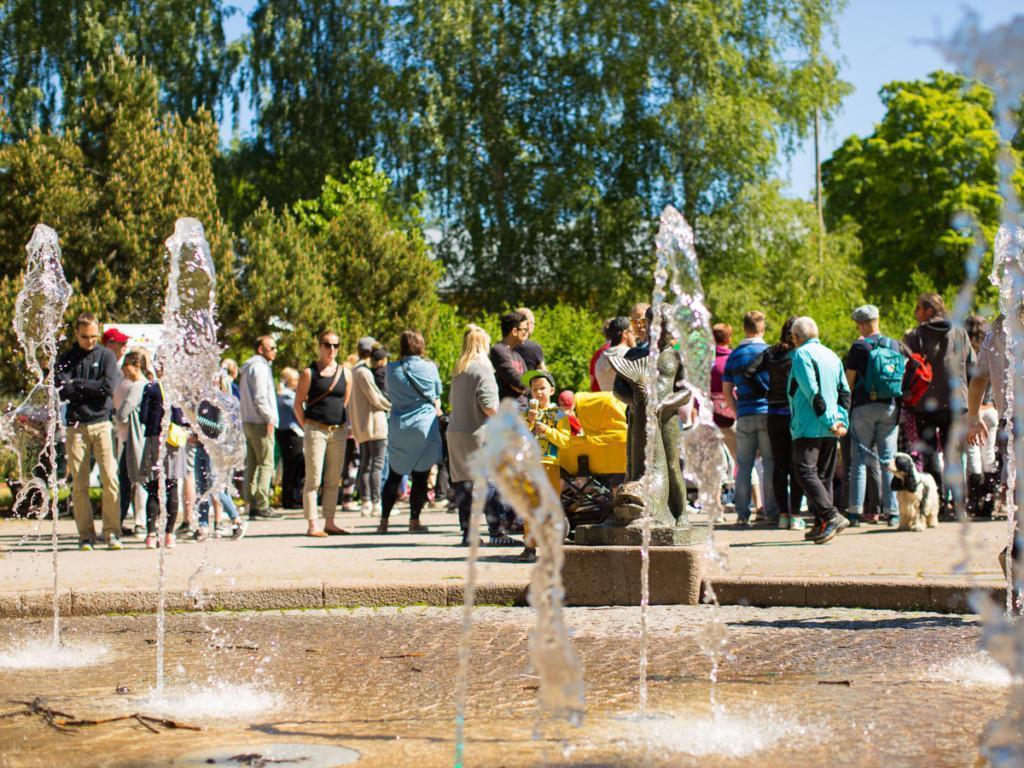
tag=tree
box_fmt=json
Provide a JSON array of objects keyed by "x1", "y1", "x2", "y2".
[
  {"x1": 0, "y1": 51, "x2": 233, "y2": 392},
  {"x1": 232, "y1": 159, "x2": 443, "y2": 371},
  {"x1": 0, "y1": 0, "x2": 240, "y2": 139},
  {"x1": 699, "y1": 181, "x2": 866, "y2": 350},
  {"x1": 822, "y1": 71, "x2": 1024, "y2": 308}
]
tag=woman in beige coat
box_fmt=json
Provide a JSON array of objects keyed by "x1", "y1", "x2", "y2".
[{"x1": 349, "y1": 341, "x2": 392, "y2": 517}]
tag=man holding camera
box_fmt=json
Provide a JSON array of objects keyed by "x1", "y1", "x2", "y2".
[{"x1": 788, "y1": 316, "x2": 851, "y2": 544}]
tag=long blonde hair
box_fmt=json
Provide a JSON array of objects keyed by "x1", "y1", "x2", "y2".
[{"x1": 453, "y1": 324, "x2": 493, "y2": 377}]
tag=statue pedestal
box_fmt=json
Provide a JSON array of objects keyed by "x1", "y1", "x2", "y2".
[
  {"x1": 562, "y1": 543, "x2": 709, "y2": 606},
  {"x1": 574, "y1": 521, "x2": 709, "y2": 547}
]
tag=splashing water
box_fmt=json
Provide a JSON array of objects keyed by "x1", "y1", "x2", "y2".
[
  {"x1": 0, "y1": 224, "x2": 72, "y2": 646},
  {"x1": 639, "y1": 207, "x2": 725, "y2": 717},
  {"x1": 0, "y1": 638, "x2": 107, "y2": 670},
  {"x1": 625, "y1": 707, "x2": 808, "y2": 759},
  {"x1": 141, "y1": 680, "x2": 282, "y2": 721},
  {"x1": 453, "y1": 480, "x2": 489, "y2": 767},
  {"x1": 937, "y1": 13, "x2": 1024, "y2": 767},
  {"x1": 152, "y1": 219, "x2": 242, "y2": 692},
  {"x1": 482, "y1": 402, "x2": 584, "y2": 723}
]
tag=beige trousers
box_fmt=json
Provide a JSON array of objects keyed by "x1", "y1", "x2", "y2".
[
  {"x1": 66, "y1": 421, "x2": 120, "y2": 540},
  {"x1": 302, "y1": 422, "x2": 346, "y2": 522}
]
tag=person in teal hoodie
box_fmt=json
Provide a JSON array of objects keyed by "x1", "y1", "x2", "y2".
[{"x1": 787, "y1": 316, "x2": 851, "y2": 545}]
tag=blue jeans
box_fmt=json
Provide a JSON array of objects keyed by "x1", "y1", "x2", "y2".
[
  {"x1": 848, "y1": 402, "x2": 898, "y2": 516},
  {"x1": 195, "y1": 444, "x2": 240, "y2": 526},
  {"x1": 735, "y1": 414, "x2": 777, "y2": 520}
]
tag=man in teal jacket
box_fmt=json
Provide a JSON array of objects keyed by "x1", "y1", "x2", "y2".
[{"x1": 787, "y1": 316, "x2": 851, "y2": 544}]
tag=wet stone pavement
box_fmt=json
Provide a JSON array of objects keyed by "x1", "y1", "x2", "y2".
[{"x1": 0, "y1": 605, "x2": 1008, "y2": 767}]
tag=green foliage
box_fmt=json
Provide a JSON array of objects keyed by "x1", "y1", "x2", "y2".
[
  {"x1": 823, "y1": 70, "x2": 1024, "y2": 311},
  {"x1": 0, "y1": 51, "x2": 233, "y2": 392},
  {"x1": 234, "y1": 0, "x2": 848, "y2": 314},
  {"x1": 699, "y1": 181, "x2": 866, "y2": 351},
  {"x1": 530, "y1": 304, "x2": 605, "y2": 394},
  {"x1": 233, "y1": 161, "x2": 442, "y2": 374},
  {"x1": 0, "y1": 0, "x2": 240, "y2": 138}
]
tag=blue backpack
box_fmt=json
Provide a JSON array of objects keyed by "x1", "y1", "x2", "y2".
[{"x1": 862, "y1": 337, "x2": 905, "y2": 401}]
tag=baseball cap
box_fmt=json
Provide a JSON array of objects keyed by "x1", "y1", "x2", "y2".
[
  {"x1": 522, "y1": 369, "x2": 555, "y2": 389},
  {"x1": 102, "y1": 328, "x2": 129, "y2": 344}
]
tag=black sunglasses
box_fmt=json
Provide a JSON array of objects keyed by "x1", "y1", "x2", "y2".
[{"x1": 321, "y1": 342, "x2": 340, "y2": 349}]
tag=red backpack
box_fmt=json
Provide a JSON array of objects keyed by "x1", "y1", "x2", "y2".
[{"x1": 902, "y1": 352, "x2": 933, "y2": 407}]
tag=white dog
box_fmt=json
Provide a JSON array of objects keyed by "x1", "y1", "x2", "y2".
[{"x1": 888, "y1": 453, "x2": 940, "y2": 531}]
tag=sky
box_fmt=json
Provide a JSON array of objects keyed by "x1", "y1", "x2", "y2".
[{"x1": 221, "y1": 1, "x2": 1024, "y2": 199}]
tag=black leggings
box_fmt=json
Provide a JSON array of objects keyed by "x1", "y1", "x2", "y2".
[
  {"x1": 766, "y1": 414, "x2": 803, "y2": 517},
  {"x1": 381, "y1": 469, "x2": 429, "y2": 521},
  {"x1": 145, "y1": 478, "x2": 179, "y2": 535},
  {"x1": 357, "y1": 440, "x2": 387, "y2": 503}
]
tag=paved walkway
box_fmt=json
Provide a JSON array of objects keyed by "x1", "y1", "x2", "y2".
[{"x1": 0, "y1": 504, "x2": 1010, "y2": 600}]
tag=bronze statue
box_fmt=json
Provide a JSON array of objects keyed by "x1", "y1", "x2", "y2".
[{"x1": 608, "y1": 305, "x2": 690, "y2": 528}]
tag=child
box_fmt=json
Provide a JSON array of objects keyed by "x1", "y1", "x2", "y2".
[{"x1": 524, "y1": 371, "x2": 564, "y2": 460}]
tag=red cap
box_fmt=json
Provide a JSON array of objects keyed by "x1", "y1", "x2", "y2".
[{"x1": 102, "y1": 328, "x2": 129, "y2": 344}]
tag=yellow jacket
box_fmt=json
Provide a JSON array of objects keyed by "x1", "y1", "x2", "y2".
[{"x1": 535, "y1": 391, "x2": 627, "y2": 476}]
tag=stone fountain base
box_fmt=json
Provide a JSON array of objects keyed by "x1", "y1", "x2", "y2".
[
  {"x1": 562, "y1": 539, "x2": 713, "y2": 606},
  {"x1": 573, "y1": 521, "x2": 709, "y2": 547}
]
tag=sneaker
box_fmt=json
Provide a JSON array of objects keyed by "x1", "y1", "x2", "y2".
[
  {"x1": 230, "y1": 520, "x2": 247, "y2": 541},
  {"x1": 193, "y1": 526, "x2": 209, "y2": 542},
  {"x1": 847, "y1": 514, "x2": 862, "y2": 528},
  {"x1": 79, "y1": 540, "x2": 94, "y2": 551},
  {"x1": 790, "y1": 516, "x2": 807, "y2": 530},
  {"x1": 121, "y1": 526, "x2": 134, "y2": 538},
  {"x1": 133, "y1": 525, "x2": 146, "y2": 540},
  {"x1": 106, "y1": 534, "x2": 123, "y2": 551},
  {"x1": 360, "y1": 502, "x2": 373, "y2": 518},
  {"x1": 888, "y1": 514, "x2": 900, "y2": 528},
  {"x1": 164, "y1": 533, "x2": 176, "y2": 549},
  {"x1": 145, "y1": 535, "x2": 157, "y2": 549},
  {"x1": 487, "y1": 534, "x2": 522, "y2": 547},
  {"x1": 777, "y1": 515, "x2": 791, "y2": 530},
  {"x1": 813, "y1": 514, "x2": 850, "y2": 545},
  {"x1": 735, "y1": 517, "x2": 751, "y2": 528},
  {"x1": 371, "y1": 502, "x2": 382, "y2": 518},
  {"x1": 804, "y1": 519, "x2": 825, "y2": 540},
  {"x1": 248, "y1": 508, "x2": 283, "y2": 520},
  {"x1": 862, "y1": 511, "x2": 880, "y2": 525}
]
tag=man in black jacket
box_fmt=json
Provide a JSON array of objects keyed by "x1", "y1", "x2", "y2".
[{"x1": 56, "y1": 312, "x2": 122, "y2": 550}]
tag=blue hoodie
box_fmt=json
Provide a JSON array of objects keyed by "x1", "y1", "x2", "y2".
[{"x1": 787, "y1": 338, "x2": 850, "y2": 439}]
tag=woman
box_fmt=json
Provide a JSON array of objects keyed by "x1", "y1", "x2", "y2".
[
  {"x1": 965, "y1": 315, "x2": 998, "y2": 517},
  {"x1": 349, "y1": 344, "x2": 391, "y2": 518},
  {"x1": 114, "y1": 349, "x2": 151, "y2": 538},
  {"x1": 294, "y1": 330, "x2": 351, "y2": 537},
  {"x1": 379, "y1": 330, "x2": 442, "y2": 534},
  {"x1": 138, "y1": 368, "x2": 186, "y2": 549},
  {"x1": 447, "y1": 325, "x2": 510, "y2": 545},
  {"x1": 276, "y1": 367, "x2": 304, "y2": 509},
  {"x1": 754, "y1": 316, "x2": 804, "y2": 529},
  {"x1": 710, "y1": 323, "x2": 736, "y2": 459}
]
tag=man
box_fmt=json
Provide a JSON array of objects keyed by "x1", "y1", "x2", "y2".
[
  {"x1": 588, "y1": 319, "x2": 612, "y2": 392},
  {"x1": 56, "y1": 312, "x2": 123, "y2": 550},
  {"x1": 515, "y1": 307, "x2": 545, "y2": 372},
  {"x1": 490, "y1": 310, "x2": 529, "y2": 404},
  {"x1": 788, "y1": 316, "x2": 851, "y2": 544},
  {"x1": 630, "y1": 302, "x2": 651, "y2": 346},
  {"x1": 903, "y1": 292, "x2": 974, "y2": 515},
  {"x1": 844, "y1": 304, "x2": 903, "y2": 527},
  {"x1": 239, "y1": 335, "x2": 282, "y2": 519},
  {"x1": 722, "y1": 311, "x2": 777, "y2": 525},
  {"x1": 101, "y1": 327, "x2": 129, "y2": 362},
  {"x1": 594, "y1": 317, "x2": 635, "y2": 392}
]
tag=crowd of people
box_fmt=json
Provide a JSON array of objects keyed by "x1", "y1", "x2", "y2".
[{"x1": 50, "y1": 292, "x2": 1018, "y2": 560}]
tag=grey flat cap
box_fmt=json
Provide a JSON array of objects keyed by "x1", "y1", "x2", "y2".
[
  {"x1": 356, "y1": 336, "x2": 377, "y2": 355},
  {"x1": 851, "y1": 304, "x2": 879, "y2": 322}
]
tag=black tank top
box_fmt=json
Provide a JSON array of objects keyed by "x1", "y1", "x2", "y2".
[{"x1": 304, "y1": 361, "x2": 346, "y2": 425}]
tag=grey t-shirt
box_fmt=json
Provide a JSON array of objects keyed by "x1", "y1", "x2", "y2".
[{"x1": 977, "y1": 320, "x2": 1009, "y2": 415}]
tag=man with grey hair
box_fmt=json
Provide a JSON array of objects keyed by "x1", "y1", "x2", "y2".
[
  {"x1": 240, "y1": 334, "x2": 282, "y2": 519},
  {"x1": 844, "y1": 304, "x2": 905, "y2": 527},
  {"x1": 788, "y1": 316, "x2": 851, "y2": 544}
]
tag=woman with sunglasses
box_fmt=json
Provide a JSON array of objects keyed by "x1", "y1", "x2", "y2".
[{"x1": 294, "y1": 330, "x2": 352, "y2": 537}]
